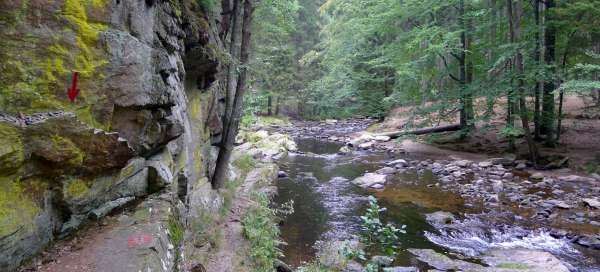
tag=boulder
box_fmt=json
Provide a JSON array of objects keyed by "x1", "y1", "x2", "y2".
[
  {"x1": 546, "y1": 199, "x2": 572, "y2": 209},
  {"x1": 487, "y1": 157, "x2": 515, "y2": 166},
  {"x1": 371, "y1": 255, "x2": 394, "y2": 267},
  {"x1": 351, "y1": 173, "x2": 387, "y2": 188},
  {"x1": 576, "y1": 235, "x2": 600, "y2": 249},
  {"x1": 559, "y1": 175, "x2": 596, "y2": 183},
  {"x1": 358, "y1": 141, "x2": 375, "y2": 149},
  {"x1": 425, "y1": 211, "x2": 455, "y2": 225},
  {"x1": 374, "y1": 135, "x2": 391, "y2": 142},
  {"x1": 408, "y1": 249, "x2": 483, "y2": 271},
  {"x1": 482, "y1": 249, "x2": 570, "y2": 272},
  {"x1": 338, "y1": 145, "x2": 352, "y2": 154},
  {"x1": 478, "y1": 161, "x2": 493, "y2": 168},
  {"x1": 348, "y1": 134, "x2": 374, "y2": 147},
  {"x1": 376, "y1": 167, "x2": 397, "y2": 175},
  {"x1": 582, "y1": 198, "x2": 600, "y2": 209},
  {"x1": 529, "y1": 172, "x2": 544, "y2": 182},
  {"x1": 383, "y1": 267, "x2": 418, "y2": 272},
  {"x1": 387, "y1": 159, "x2": 408, "y2": 168},
  {"x1": 456, "y1": 160, "x2": 472, "y2": 168}
]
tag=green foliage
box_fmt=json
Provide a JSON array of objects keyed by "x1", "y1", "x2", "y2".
[
  {"x1": 242, "y1": 192, "x2": 284, "y2": 272},
  {"x1": 359, "y1": 196, "x2": 405, "y2": 256},
  {"x1": 233, "y1": 154, "x2": 257, "y2": 173},
  {"x1": 168, "y1": 216, "x2": 184, "y2": 245}
]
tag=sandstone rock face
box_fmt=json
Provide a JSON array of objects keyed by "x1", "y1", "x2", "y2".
[{"x1": 0, "y1": 1, "x2": 227, "y2": 270}]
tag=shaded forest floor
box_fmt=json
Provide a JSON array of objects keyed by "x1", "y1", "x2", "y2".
[{"x1": 374, "y1": 95, "x2": 600, "y2": 174}]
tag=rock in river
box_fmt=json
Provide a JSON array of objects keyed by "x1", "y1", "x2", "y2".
[
  {"x1": 351, "y1": 173, "x2": 387, "y2": 188},
  {"x1": 582, "y1": 198, "x2": 600, "y2": 209},
  {"x1": 425, "y1": 211, "x2": 455, "y2": 225}
]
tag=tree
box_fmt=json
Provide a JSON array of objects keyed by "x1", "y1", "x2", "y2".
[{"x1": 212, "y1": 0, "x2": 255, "y2": 189}]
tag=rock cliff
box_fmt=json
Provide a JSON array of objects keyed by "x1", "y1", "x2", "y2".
[{"x1": 0, "y1": 0, "x2": 228, "y2": 270}]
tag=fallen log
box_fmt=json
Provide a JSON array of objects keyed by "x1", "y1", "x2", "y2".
[{"x1": 376, "y1": 124, "x2": 462, "y2": 139}]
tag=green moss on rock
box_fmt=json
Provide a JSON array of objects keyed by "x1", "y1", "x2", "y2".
[
  {"x1": 50, "y1": 135, "x2": 85, "y2": 166},
  {"x1": 0, "y1": 177, "x2": 41, "y2": 237},
  {"x1": 0, "y1": 0, "x2": 110, "y2": 128},
  {"x1": 64, "y1": 178, "x2": 90, "y2": 199},
  {"x1": 0, "y1": 122, "x2": 25, "y2": 172}
]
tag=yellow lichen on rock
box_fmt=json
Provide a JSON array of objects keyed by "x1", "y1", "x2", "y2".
[
  {"x1": 0, "y1": 0, "x2": 110, "y2": 128},
  {"x1": 0, "y1": 177, "x2": 41, "y2": 237},
  {"x1": 0, "y1": 122, "x2": 25, "y2": 173},
  {"x1": 64, "y1": 178, "x2": 90, "y2": 199}
]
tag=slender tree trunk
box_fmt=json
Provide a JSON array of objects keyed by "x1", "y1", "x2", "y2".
[
  {"x1": 511, "y1": 0, "x2": 539, "y2": 164},
  {"x1": 220, "y1": 0, "x2": 231, "y2": 41},
  {"x1": 556, "y1": 31, "x2": 576, "y2": 142},
  {"x1": 275, "y1": 96, "x2": 281, "y2": 115},
  {"x1": 458, "y1": 0, "x2": 473, "y2": 134},
  {"x1": 212, "y1": 0, "x2": 255, "y2": 189},
  {"x1": 541, "y1": 0, "x2": 556, "y2": 147},
  {"x1": 267, "y1": 94, "x2": 273, "y2": 116},
  {"x1": 506, "y1": 2, "x2": 516, "y2": 151},
  {"x1": 533, "y1": 0, "x2": 542, "y2": 140},
  {"x1": 224, "y1": 0, "x2": 241, "y2": 127},
  {"x1": 485, "y1": 0, "x2": 497, "y2": 118}
]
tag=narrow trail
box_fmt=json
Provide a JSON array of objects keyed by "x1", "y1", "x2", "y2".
[
  {"x1": 202, "y1": 164, "x2": 278, "y2": 272},
  {"x1": 20, "y1": 194, "x2": 176, "y2": 272}
]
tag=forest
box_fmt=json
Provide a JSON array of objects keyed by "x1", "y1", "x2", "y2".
[
  {"x1": 1, "y1": 0, "x2": 600, "y2": 271},
  {"x1": 246, "y1": 0, "x2": 600, "y2": 164}
]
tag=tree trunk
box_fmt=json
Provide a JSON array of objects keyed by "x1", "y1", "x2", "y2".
[
  {"x1": 511, "y1": 0, "x2": 539, "y2": 164},
  {"x1": 541, "y1": 0, "x2": 556, "y2": 147},
  {"x1": 485, "y1": 0, "x2": 497, "y2": 118},
  {"x1": 267, "y1": 94, "x2": 273, "y2": 116},
  {"x1": 219, "y1": 0, "x2": 231, "y2": 41},
  {"x1": 506, "y1": 2, "x2": 516, "y2": 152},
  {"x1": 224, "y1": 0, "x2": 241, "y2": 126},
  {"x1": 275, "y1": 96, "x2": 281, "y2": 115},
  {"x1": 556, "y1": 31, "x2": 576, "y2": 142},
  {"x1": 212, "y1": 0, "x2": 255, "y2": 189},
  {"x1": 376, "y1": 124, "x2": 462, "y2": 139},
  {"x1": 533, "y1": 0, "x2": 542, "y2": 140},
  {"x1": 458, "y1": 0, "x2": 473, "y2": 133}
]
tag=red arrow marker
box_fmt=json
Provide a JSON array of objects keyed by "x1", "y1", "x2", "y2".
[{"x1": 67, "y1": 71, "x2": 80, "y2": 102}]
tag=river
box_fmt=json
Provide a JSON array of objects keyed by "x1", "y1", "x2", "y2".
[{"x1": 274, "y1": 138, "x2": 600, "y2": 271}]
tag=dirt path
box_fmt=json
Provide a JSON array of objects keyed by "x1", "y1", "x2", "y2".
[
  {"x1": 202, "y1": 164, "x2": 277, "y2": 272},
  {"x1": 19, "y1": 194, "x2": 176, "y2": 272},
  {"x1": 202, "y1": 192, "x2": 251, "y2": 272}
]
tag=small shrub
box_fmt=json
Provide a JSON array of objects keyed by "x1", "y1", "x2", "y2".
[
  {"x1": 233, "y1": 154, "x2": 257, "y2": 173},
  {"x1": 360, "y1": 196, "x2": 405, "y2": 256},
  {"x1": 168, "y1": 216, "x2": 184, "y2": 245},
  {"x1": 242, "y1": 192, "x2": 283, "y2": 272}
]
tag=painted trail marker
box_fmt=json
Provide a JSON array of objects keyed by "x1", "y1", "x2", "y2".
[{"x1": 67, "y1": 71, "x2": 80, "y2": 102}]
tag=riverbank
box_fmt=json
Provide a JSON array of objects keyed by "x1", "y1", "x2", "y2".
[{"x1": 268, "y1": 117, "x2": 599, "y2": 271}]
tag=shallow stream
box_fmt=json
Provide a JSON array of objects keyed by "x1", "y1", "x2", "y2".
[{"x1": 274, "y1": 138, "x2": 599, "y2": 271}]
